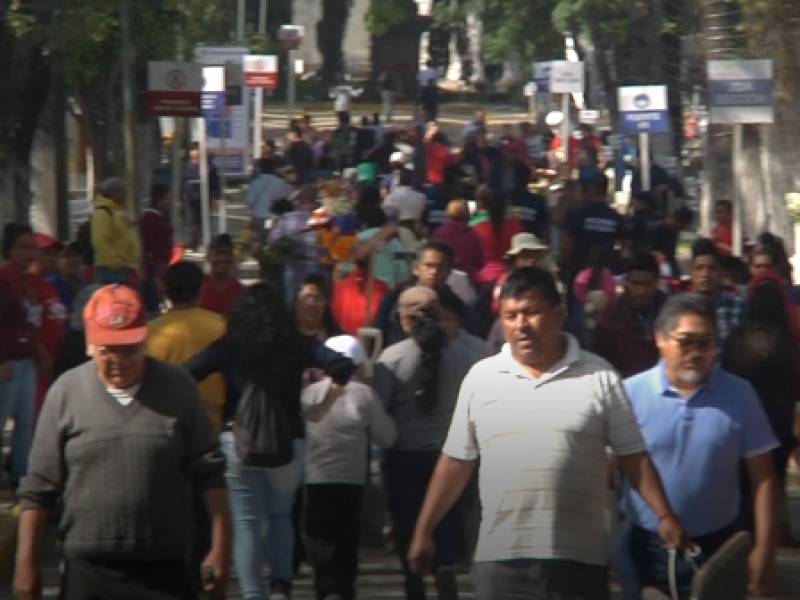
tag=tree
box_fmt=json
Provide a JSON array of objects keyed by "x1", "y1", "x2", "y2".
[
  {"x1": 317, "y1": 0, "x2": 353, "y2": 85},
  {"x1": 701, "y1": 0, "x2": 799, "y2": 245},
  {"x1": 0, "y1": 4, "x2": 52, "y2": 226}
]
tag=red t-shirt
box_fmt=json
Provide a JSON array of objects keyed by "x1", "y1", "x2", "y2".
[
  {"x1": 199, "y1": 277, "x2": 243, "y2": 316},
  {"x1": 713, "y1": 224, "x2": 733, "y2": 256},
  {"x1": 0, "y1": 264, "x2": 40, "y2": 363},
  {"x1": 472, "y1": 219, "x2": 525, "y2": 265},
  {"x1": 425, "y1": 142, "x2": 449, "y2": 185},
  {"x1": 34, "y1": 277, "x2": 68, "y2": 361},
  {"x1": 332, "y1": 271, "x2": 389, "y2": 336}
]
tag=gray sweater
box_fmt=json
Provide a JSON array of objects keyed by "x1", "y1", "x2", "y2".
[
  {"x1": 373, "y1": 330, "x2": 489, "y2": 451},
  {"x1": 19, "y1": 359, "x2": 226, "y2": 561},
  {"x1": 302, "y1": 379, "x2": 397, "y2": 485}
]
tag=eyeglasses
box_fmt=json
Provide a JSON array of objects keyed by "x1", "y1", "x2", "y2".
[{"x1": 667, "y1": 334, "x2": 716, "y2": 353}]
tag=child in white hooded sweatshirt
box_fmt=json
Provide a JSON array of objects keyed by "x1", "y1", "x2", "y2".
[{"x1": 301, "y1": 335, "x2": 397, "y2": 600}]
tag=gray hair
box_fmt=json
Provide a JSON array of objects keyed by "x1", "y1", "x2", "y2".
[
  {"x1": 654, "y1": 292, "x2": 717, "y2": 335},
  {"x1": 70, "y1": 284, "x2": 104, "y2": 332},
  {"x1": 98, "y1": 177, "x2": 126, "y2": 197}
]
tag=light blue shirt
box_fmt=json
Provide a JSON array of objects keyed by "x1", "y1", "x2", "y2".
[
  {"x1": 621, "y1": 362, "x2": 778, "y2": 537},
  {"x1": 245, "y1": 174, "x2": 294, "y2": 219}
]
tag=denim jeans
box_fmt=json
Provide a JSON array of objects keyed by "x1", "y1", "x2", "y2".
[
  {"x1": 0, "y1": 359, "x2": 37, "y2": 484},
  {"x1": 221, "y1": 432, "x2": 305, "y2": 599},
  {"x1": 383, "y1": 449, "x2": 458, "y2": 600},
  {"x1": 615, "y1": 522, "x2": 736, "y2": 600}
]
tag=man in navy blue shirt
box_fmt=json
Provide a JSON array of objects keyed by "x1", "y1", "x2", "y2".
[
  {"x1": 617, "y1": 293, "x2": 778, "y2": 598},
  {"x1": 508, "y1": 165, "x2": 550, "y2": 242},
  {"x1": 559, "y1": 172, "x2": 622, "y2": 276}
]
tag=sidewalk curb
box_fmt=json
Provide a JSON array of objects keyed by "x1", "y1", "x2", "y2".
[{"x1": 0, "y1": 513, "x2": 18, "y2": 579}]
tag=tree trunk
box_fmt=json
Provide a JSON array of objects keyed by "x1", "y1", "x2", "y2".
[
  {"x1": 317, "y1": 0, "x2": 351, "y2": 85},
  {"x1": 466, "y1": 0, "x2": 485, "y2": 83},
  {"x1": 370, "y1": 0, "x2": 427, "y2": 95},
  {"x1": 0, "y1": 18, "x2": 51, "y2": 229}
]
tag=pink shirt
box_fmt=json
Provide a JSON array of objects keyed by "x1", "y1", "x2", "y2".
[{"x1": 573, "y1": 269, "x2": 617, "y2": 304}]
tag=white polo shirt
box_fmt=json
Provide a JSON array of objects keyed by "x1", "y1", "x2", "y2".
[{"x1": 443, "y1": 334, "x2": 647, "y2": 566}]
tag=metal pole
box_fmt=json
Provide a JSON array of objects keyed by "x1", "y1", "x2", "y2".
[
  {"x1": 640, "y1": 133, "x2": 651, "y2": 192},
  {"x1": 198, "y1": 118, "x2": 211, "y2": 249},
  {"x1": 560, "y1": 93, "x2": 570, "y2": 167},
  {"x1": 218, "y1": 109, "x2": 227, "y2": 235},
  {"x1": 170, "y1": 24, "x2": 184, "y2": 232},
  {"x1": 733, "y1": 124, "x2": 744, "y2": 256},
  {"x1": 259, "y1": 0, "x2": 268, "y2": 34},
  {"x1": 288, "y1": 48, "x2": 297, "y2": 120},
  {"x1": 253, "y1": 90, "x2": 264, "y2": 160},
  {"x1": 121, "y1": 0, "x2": 137, "y2": 216},
  {"x1": 237, "y1": 0, "x2": 246, "y2": 41},
  {"x1": 52, "y1": 0, "x2": 69, "y2": 240}
]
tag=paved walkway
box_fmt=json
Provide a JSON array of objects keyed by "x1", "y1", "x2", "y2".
[{"x1": 0, "y1": 461, "x2": 797, "y2": 598}]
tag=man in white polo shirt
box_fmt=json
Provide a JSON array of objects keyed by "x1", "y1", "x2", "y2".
[{"x1": 407, "y1": 267, "x2": 685, "y2": 600}]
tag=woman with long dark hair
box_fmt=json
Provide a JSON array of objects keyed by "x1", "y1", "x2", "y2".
[
  {"x1": 722, "y1": 270, "x2": 800, "y2": 543},
  {"x1": 186, "y1": 283, "x2": 354, "y2": 600},
  {"x1": 374, "y1": 287, "x2": 487, "y2": 600},
  {"x1": 471, "y1": 188, "x2": 523, "y2": 286}
]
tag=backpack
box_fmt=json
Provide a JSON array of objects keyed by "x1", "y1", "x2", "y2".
[
  {"x1": 233, "y1": 378, "x2": 294, "y2": 468},
  {"x1": 76, "y1": 206, "x2": 112, "y2": 266}
]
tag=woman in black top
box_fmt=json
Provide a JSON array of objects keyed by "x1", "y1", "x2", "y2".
[{"x1": 186, "y1": 283, "x2": 353, "y2": 600}]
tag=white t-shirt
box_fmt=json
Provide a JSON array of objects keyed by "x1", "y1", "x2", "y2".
[
  {"x1": 417, "y1": 67, "x2": 438, "y2": 87},
  {"x1": 330, "y1": 86, "x2": 362, "y2": 113},
  {"x1": 106, "y1": 383, "x2": 142, "y2": 406},
  {"x1": 442, "y1": 335, "x2": 647, "y2": 566}
]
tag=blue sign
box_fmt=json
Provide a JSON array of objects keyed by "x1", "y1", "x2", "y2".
[
  {"x1": 533, "y1": 62, "x2": 551, "y2": 94},
  {"x1": 620, "y1": 111, "x2": 670, "y2": 135},
  {"x1": 202, "y1": 91, "x2": 224, "y2": 115},
  {"x1": 708, "y1": 79, "x2": 772, "y2": 109},
  {"x1": 618, "y1": 85, "x2": 669, "y2": 135},
  {"x1": 707, "y1": 60, "x2": 774, "y2": 124}
]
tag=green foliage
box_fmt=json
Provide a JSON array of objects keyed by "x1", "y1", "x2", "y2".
[{"x1": 366, "y1": 0, "x2": 407, "y2": 36}]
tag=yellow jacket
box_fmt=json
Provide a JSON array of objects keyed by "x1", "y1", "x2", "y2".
[
  {"x1": 91, "y1": 195, "x2": 141, "y2": 271},
  {"x1": 147, "y1": 308, "x2": 227, "y2": 431}
]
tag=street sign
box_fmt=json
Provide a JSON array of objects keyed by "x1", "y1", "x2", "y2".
[
  {"x1": 224, "y1": 61, "x2": 243, "y2": 106},
  {"x1": 549, "y1": 61, "x2": 584, "y2": 94},
  {"x1": 707, "y1": 59, "x2": 774, "y2": 124},
  {"x1": 618, "y1": 85, "x2": 669, "y2": 135},
  {"x1": 195, "y1": 46, "x2": 250, "y2": 176},
  {"x1": 607, "y1": 134, "x2": 624, "y2": 149},
  {"x1": 244, "y1": 55, "x2": 278, "y2": 89},
  {"x1": 579, "y1": 109, "x2": 599, "y2": 124},
  {"x1": 533, "y1": 62, "x2": 551, "y2": 94},
  {"x1": 523, "y1": 82, "x2": 537, "y2": 98},
  {"x1": 279, "y1": 25, "x2": 305, "y2": 51},
  {"x1": 146, "y1": 61, "x2": 203, "y2": 118}
]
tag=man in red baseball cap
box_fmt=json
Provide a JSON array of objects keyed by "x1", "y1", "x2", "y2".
[{"x1": 15, "y1": 285, "x2": 232, "y2": 600}]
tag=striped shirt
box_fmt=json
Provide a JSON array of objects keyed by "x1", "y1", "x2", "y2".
[{"x1": 442, "y1": 334, "x2": 646, "y2": 566}]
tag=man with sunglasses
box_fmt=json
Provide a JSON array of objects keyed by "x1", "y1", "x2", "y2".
[{"x1": 616, "y1": 292, "x2": 779, "y2": 598}]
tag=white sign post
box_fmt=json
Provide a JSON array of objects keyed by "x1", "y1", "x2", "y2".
[
  {"x1": 708, "y1": 59, "x2": 774, "y2": 256},
  {"x1": 618, "y1": 85, "x2": 669, "y2": 192},
  {"x1": 244, "y1": 55, "x2": 279, "y2": 162},
  {"x1": 549, "y1": 61, "x2": 585, "y2": 167},
  {"x1": 279, "y1": 26, "x2": 305, "y2": 120},
  {"x1": 198, "y1": 66, "x2": 225, "y2": 249},
  {"x1": 195, "y1": 46, "x2": 250, "y2": 178}
]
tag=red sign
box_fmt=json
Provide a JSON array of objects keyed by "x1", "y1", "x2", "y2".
[
  {"x1": 147, "y1": 62, "x2": 203, "y2": 117},
  {"x1": 244, "y1": 55, "x2": 278, "y2": 90}
]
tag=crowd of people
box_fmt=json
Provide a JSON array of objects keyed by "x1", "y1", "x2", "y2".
[{"x1": 3, "y1": 107, "x2": 800, "y2": 600}]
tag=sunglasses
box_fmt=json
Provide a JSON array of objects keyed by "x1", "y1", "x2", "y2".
[{"x1": 668, "y1": 334, "x2": 716, "y2": 353}]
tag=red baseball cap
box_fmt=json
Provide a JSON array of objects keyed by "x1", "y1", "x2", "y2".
[
  {"x1": 35, "y1": 233, "x2": 64, "y2": 252},
  {"x1": 83, "y1": 285, "x2": 147, "y2": 346}
]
